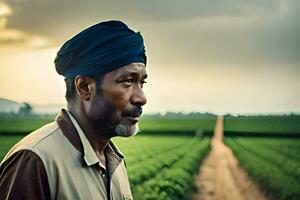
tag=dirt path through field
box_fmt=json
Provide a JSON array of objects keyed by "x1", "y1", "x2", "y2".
[{"x1": 192, "y1": 116, "x2": 267, "y2": 200}]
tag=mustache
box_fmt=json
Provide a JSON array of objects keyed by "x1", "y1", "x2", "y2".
[{"x1": 122, "y1": 106, "x2": 143, "y2": 117}]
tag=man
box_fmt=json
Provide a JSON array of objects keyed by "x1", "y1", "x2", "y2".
[{"x1": 0, "y1": 20, "x2": 147, "y2": 200}]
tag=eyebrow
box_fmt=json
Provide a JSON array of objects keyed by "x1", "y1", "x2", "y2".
[{"x1": 118, "y1": 71, "x2": 148, "y2": 79}]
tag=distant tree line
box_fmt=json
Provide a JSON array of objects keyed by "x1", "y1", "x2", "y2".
[{"x1": 142, "y1": 111, "x2": 216, "y2": 119}]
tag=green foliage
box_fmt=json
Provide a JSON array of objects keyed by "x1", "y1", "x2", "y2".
[{"x1": 225, "y1": 137, "x2": 300, "y2": 200}]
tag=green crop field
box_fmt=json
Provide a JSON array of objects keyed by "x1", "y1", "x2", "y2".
[
  {"x1": 0, "y1": 135, "x2": 210, "y2": 200},
  {"x1": 224, "y1": 115, "x2": 300, "y2": 200},
  {"x1": 224, "y1": 115, "x2": 300, "y2": 134},
  {"x1": 225, "y1": 137, "x2": 300, "y2": 200},
  {"x1": 114, "y1": 136, "x2": 210, "y2": 199},
  {"x1": 0, "y1": 117, "x2": 54, "y2": 133},
  {"x1": 139, "y1": 117, "x2": 216, "y2": 132},
  {"x1": 0, "y1": 135, "x2": 24, "y2": 159},
  {"x1": 1, "y1": 114, "x2": 300, "y2": 199}
]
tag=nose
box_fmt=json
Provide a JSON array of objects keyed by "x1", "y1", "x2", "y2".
[{"x1": 131, "y1": 86, "x2": 147, "y2": 107}]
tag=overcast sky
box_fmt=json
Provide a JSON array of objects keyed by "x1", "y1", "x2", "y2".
[{"x1": 0, "y1": 0, "x2": 299, "y2": 114}]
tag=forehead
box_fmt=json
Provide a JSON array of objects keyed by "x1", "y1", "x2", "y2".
[{"x1": 104, "y1": 62, "x2": 147, "y2": 79}]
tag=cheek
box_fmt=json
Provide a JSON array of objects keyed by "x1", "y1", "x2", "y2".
[
  {"x1": 88, "y1": 97, "x2": 105, "y2": 119},
  {"x1": 104, "y1": 89, "x2": 131, "y2": 110}
]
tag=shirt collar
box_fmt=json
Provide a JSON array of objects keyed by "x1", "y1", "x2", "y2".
[
  {"x1": 66, "y1": 110, "x2": 100, "y2": 166},
  {"x1": 63, "y1": 110, "x2": 124, "y2": 170}
]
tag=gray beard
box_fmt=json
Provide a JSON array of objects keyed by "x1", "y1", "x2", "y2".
[{"x1": 114, "y1": 123, "x2": 140, "y2": 137}]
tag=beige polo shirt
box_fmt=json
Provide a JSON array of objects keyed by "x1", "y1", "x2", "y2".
[{"x1": 0, "y1": 109, "x2": 133, "y2": 200}]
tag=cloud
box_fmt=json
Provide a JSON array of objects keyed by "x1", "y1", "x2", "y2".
[
  {"x1": 1, "y1": 0, "x2": 299, "y2": 113},
  {"x1": 3, "y1": 0, "x2": 286, "y2": 38},
  {"x1": 143, "y1": 0, "x2": 300, "y2": 68},
  {"x1": 0, "y1": 1, "x2": 11, "y2": 17},
  {"x1": 0, "y1": 1, "x2": 52, "y2": 51},
  {"x1": 1, "y1": 0, "x2": 299, "y2": 66}
]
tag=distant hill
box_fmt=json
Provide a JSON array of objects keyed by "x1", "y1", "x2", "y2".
[
  {"x1": 0, "y1": 98, "x2": 21, "y2": 113},
  {"x1": 33, "y1": 104, "x2": 65, "y2": 115},
  {"x1": 0, "y1": 98, "x2": 64, "y2": 115}
]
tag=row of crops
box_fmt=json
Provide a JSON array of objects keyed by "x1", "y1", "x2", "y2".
[
  {"x1": 114, "y1": 136, "x2": 210, "y2": 200},
  {"x1": 225, "y1": 137, "x2": 300, "y2": 200},
  {"x1": 224, "y1": 115, "x2": 300, "y2": 134}
]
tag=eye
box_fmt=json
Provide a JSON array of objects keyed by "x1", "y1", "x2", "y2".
[
  {"x1": 140, "y1": 80, "x2": 147, "y2": 88},
  {"x1": 124, "y1": 79, "x2": 133, "y2": 87}
]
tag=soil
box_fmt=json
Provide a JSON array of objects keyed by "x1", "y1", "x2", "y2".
[{"x1": 192, "y1": 116, "x2": 267, "y2": 200}]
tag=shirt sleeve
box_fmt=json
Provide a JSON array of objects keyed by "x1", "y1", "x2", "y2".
[{"x1": 0, "y1": 150, "x2": 50, "y2": 200}]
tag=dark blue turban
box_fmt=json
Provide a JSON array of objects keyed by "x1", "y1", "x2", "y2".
[{"x1": 54, "y1": 20, "x2": 147, "y2": 78}]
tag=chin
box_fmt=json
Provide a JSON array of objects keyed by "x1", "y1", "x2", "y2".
[{"x1": 115, "y1": 123, "x2": 140, "y2": 137}]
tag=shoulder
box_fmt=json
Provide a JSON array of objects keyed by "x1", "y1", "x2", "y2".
[
  {"x1": 0, "y1": 149, "x2": 50, "y2": 200},
  {"x1": 0, "y1": 149, "x2": 46, "y2": 174}
]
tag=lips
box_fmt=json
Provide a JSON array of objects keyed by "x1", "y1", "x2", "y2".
[
  {"x1": 127, "y1": 112, "x2": 142, "y2": 123},
  {"x1": 123, "y1": 107, "x2": 142, "y2": 117},
  {"x1": 132, "y1": 108, "x2": 142, "y2": 117},
  {"x1": 122, "y1": 107, "x2": 142, "y2": 124},
  {"x1": 127, "y1": 116, "x2": 139, "y2": 123}
]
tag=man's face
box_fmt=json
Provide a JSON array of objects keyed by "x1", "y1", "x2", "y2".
[{"x1": 89, "y1": 62, "x2": 147, "y2": 137}]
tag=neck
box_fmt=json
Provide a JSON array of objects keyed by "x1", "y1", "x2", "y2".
[{"x1": 67, "y1": 101, "x2": 111, "y2": 154}]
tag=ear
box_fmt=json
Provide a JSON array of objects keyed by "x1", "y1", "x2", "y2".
[{"x1": 74, "y1": 76, "x2": 96, "y2": 101}]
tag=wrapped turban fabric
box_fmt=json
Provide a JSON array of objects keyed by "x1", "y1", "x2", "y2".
[{"x1": 55, "y1": 20, "x2": 147, "y2": 78}]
